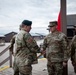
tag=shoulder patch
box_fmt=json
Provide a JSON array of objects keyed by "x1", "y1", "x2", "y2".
[{"x1": 27, "y1": 37, "x2": 33, "y2": 43}]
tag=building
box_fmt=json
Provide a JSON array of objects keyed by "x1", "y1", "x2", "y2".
[
  {"x1": 31, "y1": 33, "x2": 45, "y2": 41},
  {"x1": 67, "y1": 14, "x2": 76, "y2": 39},
  {"x1": 4, "y1": 32, "x2": 17, "y2": 42},
  {"x1": 4, "y1": 32, "x2": 45, "y2": 42}
]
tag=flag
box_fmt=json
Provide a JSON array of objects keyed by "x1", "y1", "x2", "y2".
[{"x1": 57, "y1": 11, "x2": 61, "y2": 31}]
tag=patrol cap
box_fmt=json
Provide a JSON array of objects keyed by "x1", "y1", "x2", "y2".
[
  {"x1": 73, "y1": 25, "x2": 76, "y2": 27},
  {"x1": 22, "y1": 20, "x2": 32, "y2": 26},
  {"x1": 48, "y1": 21, "x2": 57, "y2": 27}
]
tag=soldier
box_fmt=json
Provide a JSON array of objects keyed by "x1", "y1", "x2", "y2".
[
  {"x1": 9, "y1": 25, "x2": 22, "y2": 75},
  {"x1": 42, "y1": 21, "x2": 69, "y2": 75},
  {"x1": 14, "y1": 20, "x2": 40, "y2": 75},
  {"x1": 9, "y1": 25, "x2": 22, "y2": 55},
  {"x1": 70, "y1": 25, "x2": 76, "y2": 73}
]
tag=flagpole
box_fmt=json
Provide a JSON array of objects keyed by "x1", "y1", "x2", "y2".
[
  {"x1": 60, "y1": 0, "x2": 68, "y2": 75},
  {"x1": 60, "y1": 0, "x2": 67, "y2": 35}
]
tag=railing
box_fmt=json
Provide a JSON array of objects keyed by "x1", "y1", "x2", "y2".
[{"x1": 0, "y1": 45, "x2": 12, "y2": 67}]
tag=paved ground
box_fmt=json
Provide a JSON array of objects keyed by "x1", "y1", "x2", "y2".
[{"x1": 0, "y1": 58, "x2": 76, "y2": 75}]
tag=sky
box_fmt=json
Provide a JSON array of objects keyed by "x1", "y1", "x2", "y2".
[{"x1": 0, "y1": 0, "x2": 76, "y2": 35}]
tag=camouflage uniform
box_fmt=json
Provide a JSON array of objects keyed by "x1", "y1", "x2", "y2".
[
  {"x1": 9, "y1": 35, "x2": 20, "y2": 75},
  {"x1": 43, "y1": 30, "x2": 68, "y2": 75},
  {"x1": 9, "y1": 25, "x2": 22, "y2": 75},
  {"x1": 70, "y1": 35, "x2": 76, "y2": 73},
  {"x1": 9, "y1": 35, "x2": 16, "y2": 54},
  {"x1": 14, "y1": 29, "x2": 40, "y2": 75},
  {"x1": 9, "y1": 24, "x2": 22, "y2": 54}
]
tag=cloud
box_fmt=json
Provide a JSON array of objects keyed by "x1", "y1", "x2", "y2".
[
  {"x1": 0, "y1": 0, "x2": 76, "y2": 34},
  {"x1": 67, "y1": 0, "x2": 76, "y2": 14}
]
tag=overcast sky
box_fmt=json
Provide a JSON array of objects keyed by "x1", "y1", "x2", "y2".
[{"x1": 0, "y1": 0, "x2": 76, "y2": 35}]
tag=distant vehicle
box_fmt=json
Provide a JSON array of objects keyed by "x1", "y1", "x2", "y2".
[
  {"x1": 0, "y1": 41, "x2": 5, "y2": 46},
  {"x1": 0, "y1": 35, "x2": 5, "y2": 46}
]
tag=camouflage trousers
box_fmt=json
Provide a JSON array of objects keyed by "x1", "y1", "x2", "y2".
[
  {"x1": 47, "y1": 61, "x2": 63, "y2": 75},
  {"x1": 13, "y1": 56, "x2": 32, "y2": 75}
]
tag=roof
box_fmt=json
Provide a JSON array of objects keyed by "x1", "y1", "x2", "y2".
[
  {"x1": 31, "y1": 33, "x2": 46, "y2": 37},
  {"x1": 4, "y1": 31, "x2": 17, "y2": 36},
  {"x1": 0, "y1": 35, "x2": 5, "y2": 37},
  {"x1": 67, "y1": 25, "x2": 74, "y2": 29}
]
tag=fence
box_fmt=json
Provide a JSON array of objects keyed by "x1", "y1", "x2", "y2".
[{"x1": 0, "y1": 45, "x2": 12, "y2": 67}]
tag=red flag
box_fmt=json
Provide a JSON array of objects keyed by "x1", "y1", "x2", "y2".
[{"x1": 57, "y1": 11, "x2": 61, "y2": 31}]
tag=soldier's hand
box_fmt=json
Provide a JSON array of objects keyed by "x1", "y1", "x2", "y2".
[
  {"x1": 63, "y1": 62, "x2": 67, "y2": 67},
  {"x1": 41, "y1": 50, "x2": 46, "y2": 55},
  {"x1": 71, "y1": 61, "x2": 76, "y2": 66}
]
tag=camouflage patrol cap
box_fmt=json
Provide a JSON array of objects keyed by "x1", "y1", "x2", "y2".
[
  {"x1": 22, "y1": 20, "x2": 32, "y2": 26},
  {"x1": 48, "y1": 21, "x2": 57, "y2": 27},
  {"x1": 73, "y1": 25, "x2": 76, "y2": 27}
]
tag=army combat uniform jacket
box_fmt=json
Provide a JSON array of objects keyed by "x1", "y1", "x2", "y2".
[
  {"x1": 15, "y1": 29, "x2": 40, "y2": 66},
  {"x1": 70, "y1": 35, "x2": 76, "y2": 73},
  {"x1": 9, "y1": 35, "x2": 16, "y2": 54},
  {"x1": 43, "y1": 30, "x2": 68, "y2": 62},
  {"x1": 71, "y1": 35, "x2": 76, "y2": 63}
]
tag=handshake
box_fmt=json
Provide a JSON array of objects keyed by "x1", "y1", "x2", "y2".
[{"x1": 37, "y1": 49, "x2": 46, "y2": 58}]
